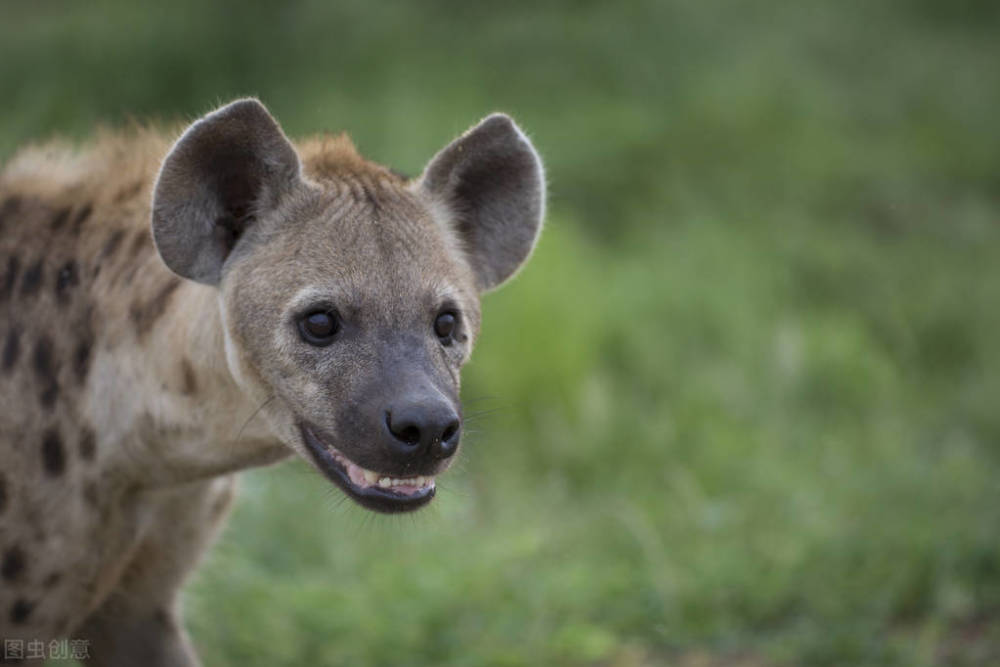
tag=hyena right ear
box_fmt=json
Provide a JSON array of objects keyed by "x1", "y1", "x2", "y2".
[
  {"x1": 417, "y1": 114, "x2": 546, "y2": 292},
  {"x1": 152, "y1": 98, "x2": 303, "y2": 285}
]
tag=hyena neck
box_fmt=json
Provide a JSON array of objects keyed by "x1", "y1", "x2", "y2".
[{"x1": 110, "y1": 276, "x2": 288, "y2": 487}]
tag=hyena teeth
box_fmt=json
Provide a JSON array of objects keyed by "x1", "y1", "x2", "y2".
[
  {"x1": 372, "y1": 475, "x2": 434, "y2": 489},
  {"x1": 362, "y1": 469, "x2": 377, "y2": 484}
]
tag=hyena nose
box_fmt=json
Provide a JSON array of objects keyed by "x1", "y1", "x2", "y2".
[{"x1": 385, "y1": 401, "x2": 461, "y2": 461}]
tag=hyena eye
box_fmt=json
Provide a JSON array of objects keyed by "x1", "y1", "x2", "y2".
[
  {"x1": 434, "y1": 311, "x2": 458, "y2": 345},
  {"x1": 298, "y1": 310, "x2": 340, "y2": 346}
]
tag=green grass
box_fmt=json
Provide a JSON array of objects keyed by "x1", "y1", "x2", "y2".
[{"x1": 4, "y1": 1, "x2": 1000, "y2": 664}]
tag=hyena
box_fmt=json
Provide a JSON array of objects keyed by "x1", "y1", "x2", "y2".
[{"x1": 0, "y1": 98, "x2": 544, "y2": 665}]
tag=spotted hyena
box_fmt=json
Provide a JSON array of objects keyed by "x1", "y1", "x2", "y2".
[{"x1": 0, "y1": 99, "x2": 544, "y2": 665}]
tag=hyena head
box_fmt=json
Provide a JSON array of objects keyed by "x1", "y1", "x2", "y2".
[{"x1": 151, "y1": 99, "x2": 544, "y2": 512}]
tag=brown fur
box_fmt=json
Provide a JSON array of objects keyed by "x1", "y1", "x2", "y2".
[{"x1": 0, "y1": 99, "x2": 544, "y2": 666}]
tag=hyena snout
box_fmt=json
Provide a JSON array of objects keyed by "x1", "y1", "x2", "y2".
[{"x1": 384, "y1": 396, "x2": 462, "y2": 463}]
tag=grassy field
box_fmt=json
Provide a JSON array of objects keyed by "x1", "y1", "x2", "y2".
[{"x1": 3, "y1": 1, "x2": 1000, "y2": 665}]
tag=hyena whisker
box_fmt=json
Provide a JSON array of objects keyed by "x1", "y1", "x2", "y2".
[{"x1": 234, "y1": 395, "x2": 275, "y2": 443}]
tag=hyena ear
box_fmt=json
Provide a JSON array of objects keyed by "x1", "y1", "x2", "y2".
[
  {"x1": 417, "y1": 113, "x2": 545, "y2": 291},
  {"x1": 152, "y1": 98, "x2": 302, "y2": 285}
]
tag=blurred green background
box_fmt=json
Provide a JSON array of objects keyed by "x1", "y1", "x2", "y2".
[{"x1": 3, "y1": 1, "x2": 1000, "y2": 665}]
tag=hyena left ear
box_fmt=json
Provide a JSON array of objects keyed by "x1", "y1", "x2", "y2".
[
  {"x1": 417, "y1": 114, "x2": 546, "y2": 291},
  {"x1": 152, "y1": 98, "x2": 303, "y2": 285}
]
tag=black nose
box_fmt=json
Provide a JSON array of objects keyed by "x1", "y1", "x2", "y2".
[{"x1": 385, "y1": 401, "x2": 461, "y2": 461}]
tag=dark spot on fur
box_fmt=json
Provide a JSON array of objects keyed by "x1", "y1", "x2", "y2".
[
  {"x1": 20, "y1": 259, "x2": 43, "y2": 297},
  {"x1": 79, "y1": 428, "x2": 96, "y2": 461},
  {"x1": 43, "y1": 572, "x2": 62, "y2": 588},
  {"x1": 55, "y1": 260, "x2": 79, "y2": 300},
  {"x1": 84, "y1": 481, "x2": 99, "y2": 507},
  {"x1": 3, "y1": 327, "x2": 20, "y2": 372},
  {"x1": 0, "y1": 196, "x2": 21, "y2": 232},
  {"x1": 32, "y1": 336, "x2": 55, "y2": 384},
  {"x1": 40, "y1": 383, "x2": 59, "y2": 408},
  {"x1": 114, "y1": 180, "x2": 143, "y2": 203},
  {"x1": 41, "y1": 428, "x2": 65, "y2": 476},
  {"x1": 50, "y1": 206, "x2": 72, "y2": 231},
  {"x1": 120, "y1": 265, "x2": 138, "y2": 285},
  {"x1": 73, "y1": 337, "x2": 93, "y2": 384},
  {"x1": 9, "y1": 598, "x2": 33, "y2": 624},
  {"x1": 129, "y1": 229, "x2": 149, "y2": 256},
  {"x1": 2, "y1": 546, "x2": 25, "y2": 581},
  {"x1": 1, "y1": 255, "x2": 20, "y2": 301},
  {"x1": 99, "y1": 229, "x2": 125, "y2": 260},
  {"x1": 72, "y1": 306, "x2": 96, "y2": 383},
  {"x1": 0, "y1": 473, "x2": 6, "y2": 514},
  {"x1": 180, "y1": 359, "x2": 198, "y2": 395},
  {"x1": 72, "y1": 202, "x2": 93, "y2": 234},
  {"x1": 130, "y1": 278, "x2": 181, "y2": 337}
]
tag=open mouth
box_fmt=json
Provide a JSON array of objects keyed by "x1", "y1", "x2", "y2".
[{"x1": 299, "y1": 423, "x2": 436, "y2": 513}]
